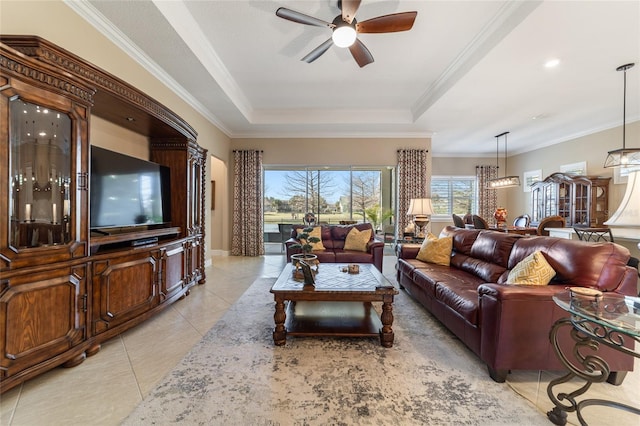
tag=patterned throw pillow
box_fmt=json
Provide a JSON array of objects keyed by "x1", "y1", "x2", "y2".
[
  {"x1": 416, "y1": 235, "x2": 453, "y2": 266},
  {"x1": 343, "y1": 227, "x2": 372, "y2": 252},
  {"x1": 506, "y1": 251, "x2": 556, "y2": 285},
  {"x1": 297, "y1": 226, "x2": 325, "y2": 251}
]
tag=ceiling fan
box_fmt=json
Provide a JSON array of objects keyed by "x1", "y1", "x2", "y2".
[{"x1": 276, "y1": 0, "x2": 417, "y2": 68}]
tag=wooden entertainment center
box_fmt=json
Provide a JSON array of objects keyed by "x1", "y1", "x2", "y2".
[{"x1": 0, "y1": 36, "x2": 206, "y2": 393}]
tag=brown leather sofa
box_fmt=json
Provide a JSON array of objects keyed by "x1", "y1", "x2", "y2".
[
  {"x1": 285, "y1": 223, "x2": 384, "y2": 272},
  {"x1": 396, "y1": 226, "x2": 637, "y2": 382}
]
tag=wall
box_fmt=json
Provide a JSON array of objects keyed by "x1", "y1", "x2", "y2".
[
  {"x1": 1, "y1": 1, "x2": 232, "y2": 261},
  {"x1": 91, "y1": 117, "x2": 149, "y2": 159},
  {"x1": 508, "y1": 121, "x2": 640, "y2": 219},
  {"x1": 210, "y1": 156, "x2": 227, "y2": 255},
  {"x1": 231, "y1": 137, "x2": 431, "y2": 167}
]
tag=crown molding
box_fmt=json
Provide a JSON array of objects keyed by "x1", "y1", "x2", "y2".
[{"x1": 64, "y1": 0, "x2": 232, "y2": 136}]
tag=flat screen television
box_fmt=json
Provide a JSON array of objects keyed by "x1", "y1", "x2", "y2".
[{"x1": 90, "y1": 146, "x2": 171, "y2": 230}]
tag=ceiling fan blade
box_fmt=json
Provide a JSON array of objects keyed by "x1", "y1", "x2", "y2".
[
  {"x1": 348, "y1": 39, "x2": 374, "y2": 68},
  {"x1": 301, "y1": 38, "x2": 334, "y2": 63},
  {"x1": 276, "y1": 7, "x2": 333, "y2": 28},
  {"x1": 356, "y1": 11, "x2": 418, "y2": 33},
  {"x1": 341, "y1": 0, "x2": 362, "y2": 24}
]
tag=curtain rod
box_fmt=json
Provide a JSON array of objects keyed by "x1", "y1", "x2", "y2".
[
  {"x1": 232, "y1": 150, "x2": 263, "y2": 152},
  {"x1": 396, "y1": 149, "x2": 429, "y2": 152}
]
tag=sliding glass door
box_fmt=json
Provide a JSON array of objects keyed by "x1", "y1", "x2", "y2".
[{"x1": 263, "y1": 167, "x2": 394, "y2": 240}]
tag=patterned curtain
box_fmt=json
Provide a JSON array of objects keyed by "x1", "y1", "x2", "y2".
[
  {"x1": 397, "y1": 149, "x2": 429, "y2": 239},
  {"x1": 476, "y1": 165, "x2": 498, "y2": 221},
  {"x1": 231, "y1": 150, "x2": 264, "y2": 256}
]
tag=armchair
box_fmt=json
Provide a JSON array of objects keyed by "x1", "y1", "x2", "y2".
[{"x1": 536, "y1": 215, "x2": 566, "y2": 236}]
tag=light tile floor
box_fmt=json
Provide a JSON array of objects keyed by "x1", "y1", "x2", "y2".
[{"x1": 0, "y1": 244, "x2": 638, "y2": 425}]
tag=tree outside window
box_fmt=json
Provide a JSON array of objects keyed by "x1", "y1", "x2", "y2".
[{"x1": 263, "y1": 168, "x2": 393, "y2": 230}]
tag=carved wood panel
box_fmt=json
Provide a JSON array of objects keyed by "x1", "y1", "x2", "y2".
[
  {"x1": 160, "y1": 242, "x2": 186, "y2": 301},
  {"x1": 0, "y1": 265, "x2": 86, "y2": 376},
  {"x1": 91, "y1": 253, "x2": 158, "y2": 334}
]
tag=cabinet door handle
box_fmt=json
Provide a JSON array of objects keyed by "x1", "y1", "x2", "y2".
[
  {"x1": 78, "y1": 172, "x2": 89, "y2": 191},
  {"x1": 82, "y1": 294, "x2": 88, "y2": 312}
]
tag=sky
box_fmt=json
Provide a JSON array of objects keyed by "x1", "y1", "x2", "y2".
[{"x1": 264, "y1": 170, "x2": 352, "y2": 204}]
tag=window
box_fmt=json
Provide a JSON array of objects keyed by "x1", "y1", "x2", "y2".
[
  {"x1": 263, "y1": 167, "x2": 394, "y2": 239},
  {"x1": 430, "y1": 176, "x2": 477, "y2": 216}
]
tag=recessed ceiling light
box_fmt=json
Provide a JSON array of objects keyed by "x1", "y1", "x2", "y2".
[{"x1": 544, "y1": 58, "x2": 560, "y2": 68}]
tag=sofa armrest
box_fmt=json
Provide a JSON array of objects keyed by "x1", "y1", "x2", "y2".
[
  {"x1": 368, "y1": 240, "x2": 385, "y2": 272},
  {"x1": 478, "y1": 283, "x2": 562, "y2": 301},
  {"x1": 367, "y1": 240, "x2": 384, "y2": 251},
  {"x1": 477, "y1": 283, "x2": 635, "y2": 375},
  {"x1": 396, "y1": 243, "x2": 420, "y2": 260}
]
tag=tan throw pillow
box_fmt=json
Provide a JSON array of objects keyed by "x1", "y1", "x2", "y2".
[
  {"x1": 506, "y1": 251, "x2": 556, "y2": 285},
  {"x1": 297, "y1": 226, "x2": 325, "y2": 251},
  {"x1": 416, "y1": 236, "x2": 453, "y2": 266},
  {"x1": 343, "y1": 227, "x2": 371, "y2": 252}
]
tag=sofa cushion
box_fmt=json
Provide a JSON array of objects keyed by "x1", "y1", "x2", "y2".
[
  {"x1": 331, "y1": 225, "x2": 352, "y2": 241},
  {"x1": 416, "y1": 235, "x2": 453, "y2": 266},
  {"x1": 434, "y1": 278, "x2": 483, "y2": 325},
  {"x1": 297, "y1": 226, "x2": 325, "y2": 251},
  {"x1": 334, "y1": 249, "x2": 374, "y2": 264},
  {"x1": 413, "y1": 265, "x2": 481, "y2": 299},
  {"x1": 509, "y1": 237, "x2": 631, "y2": 291},
  {"x1": 343, "y1": 227, "x2": 371, "y2": 252},
  {"x1": 444, "y1": 231, "x2": 520, "y2": 283},
  {"x1": 470, "y1": 232, "x2": 521, "y2": 268},
  {"x1": 440, "y1": 227, "x2": 481, "y2": 256},
  {"x1": 506, "y1": 251, "x2": 556, "y2": 285}
]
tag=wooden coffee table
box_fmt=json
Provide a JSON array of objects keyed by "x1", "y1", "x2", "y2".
[{"x1": 270, "y1": 263, "x2": 399, "y2": 347}]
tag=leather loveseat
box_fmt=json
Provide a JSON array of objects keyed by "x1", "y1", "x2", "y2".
[
  {"x1": 285, "y1": 223, "x2": 384, "y2": 272},
  {"x1": 396, "y1": 226, "x2": 638, "y2": 383}
]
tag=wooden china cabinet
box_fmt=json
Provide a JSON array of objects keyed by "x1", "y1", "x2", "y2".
[
  {"x1": 531, "y1": 172, "x2": 610, "y2": 227},
  {"x1": 0, "y1": 36, "x2": 206, "y2": 393}
]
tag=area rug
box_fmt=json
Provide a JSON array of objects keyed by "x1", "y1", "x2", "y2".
[{"x1": 123, "y1": 277, "x2": 548, "y2": 425}]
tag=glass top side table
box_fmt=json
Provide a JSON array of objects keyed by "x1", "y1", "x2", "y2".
[{"x1": 547, "y1": 291, "x2": 640, "y2": 425}]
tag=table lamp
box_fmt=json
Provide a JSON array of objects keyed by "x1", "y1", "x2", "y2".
[
  {"x1": 407, "y1": 198, "x2": 433, "y2": 238},
  {"x1": 604, "y1": 168, "x2": 640, "y2": 227}
]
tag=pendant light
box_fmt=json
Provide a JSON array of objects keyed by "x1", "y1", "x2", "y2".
[
  {"x1": 604, "y1": 63, "x2": 640, "y2": 168},
  {"x1": 487, "y1": 131, "x2": 520, "y2": 189}
]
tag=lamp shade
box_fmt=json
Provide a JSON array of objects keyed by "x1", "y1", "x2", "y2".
[
  {"x1": 603, "y1": 148, "x2": 640, "y2": 168},
  {"x1": 487, "y1": 176, "x2": 521, "y2": 189},
  {"x1": 604, "y1": 169, "x2": 640, "y2": 227},
  {"x1": 407, "y1": 198, "x2": 434, "y2": 216}
]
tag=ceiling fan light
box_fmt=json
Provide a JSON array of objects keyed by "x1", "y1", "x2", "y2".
[{"x1": 332, "y1": 26, "x2": 357, "y2": 47}]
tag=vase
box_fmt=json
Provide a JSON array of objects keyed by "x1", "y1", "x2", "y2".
[
  {"x1": 290, "y1": 253, "x2": 319, "y2": 270},
  {"x1": 494, "y1": 207, "x2": 508, "y2": 227}
]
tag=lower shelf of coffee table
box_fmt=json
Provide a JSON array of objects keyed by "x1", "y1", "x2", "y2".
[{"x1": 284, "y1": 301, "x2": 382, "y2": 337}]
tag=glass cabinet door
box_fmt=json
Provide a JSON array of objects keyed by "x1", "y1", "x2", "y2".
[
  {"x1": 9, "y1": 99, "x2": 72, "y2": 248},
  {"x1": 573, "y1": 182, "x2": 590, "y2": 226}
]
